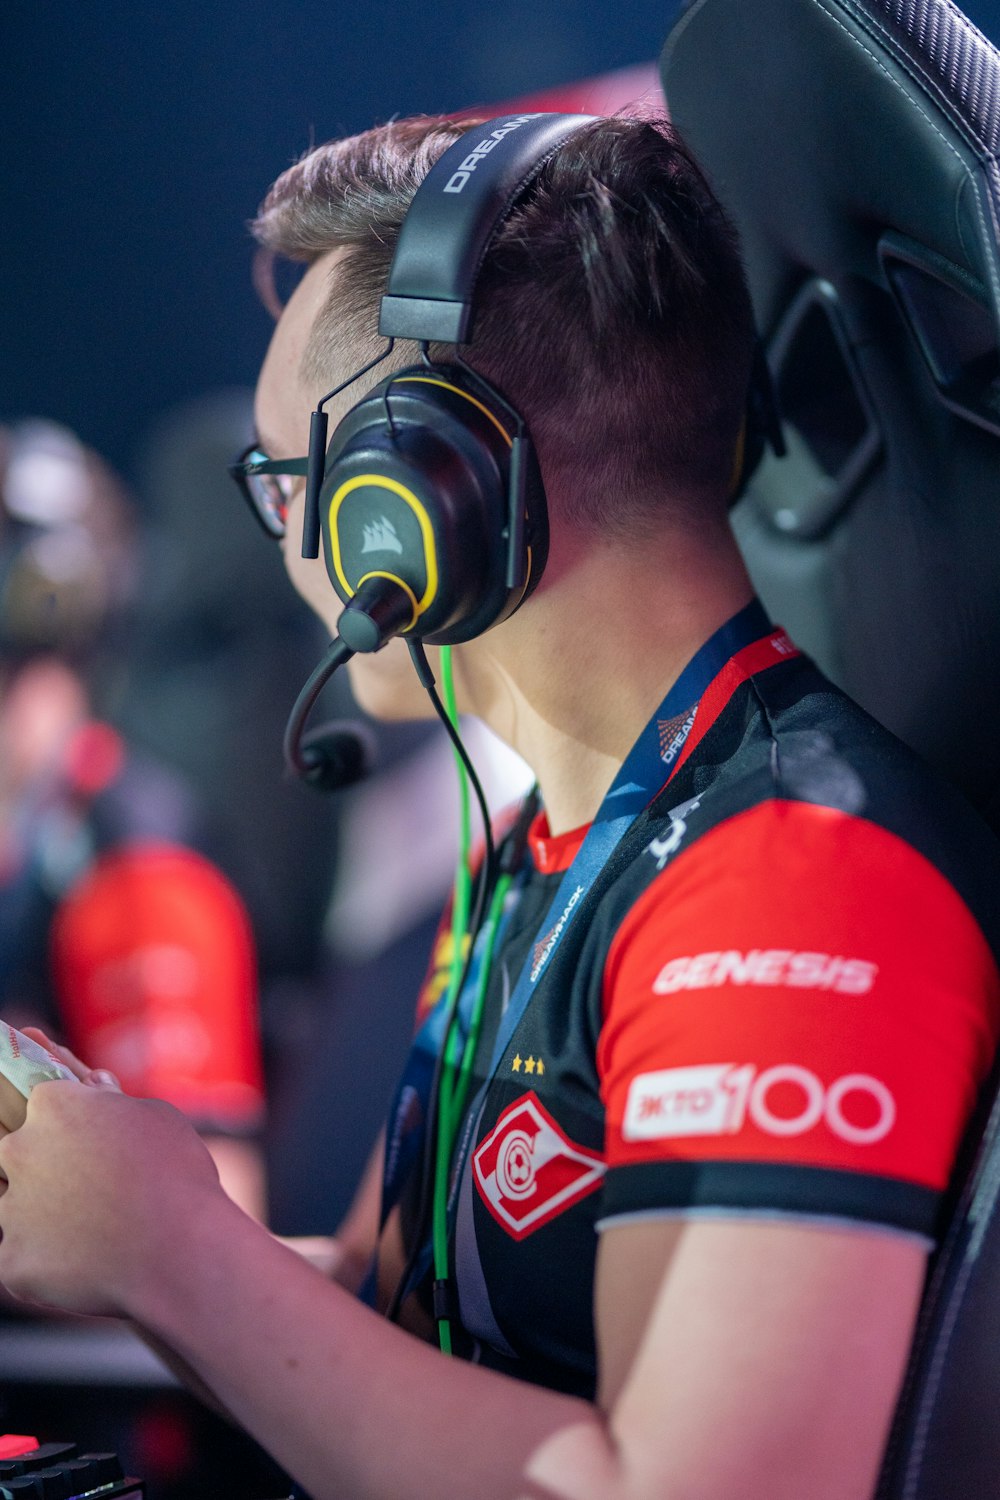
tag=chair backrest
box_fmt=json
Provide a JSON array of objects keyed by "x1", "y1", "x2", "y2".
[
  {"x1": 663, "y1": 0, "x2": 1000, "y2": 827},
  {"x1": 661, "y1": 4, "x2": 1000, "y2": 1495}
]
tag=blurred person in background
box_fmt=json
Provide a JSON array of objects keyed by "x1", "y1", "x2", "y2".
[
  {"x1": 0, "y1": 419, "x2": 265, "y2": 1216},
  {"x1": 117, "y1": 388, "x2": 529, "y2": 1239},
  {"x1": 113, "y1": 389, "x2": 415, "y2": 1236}
]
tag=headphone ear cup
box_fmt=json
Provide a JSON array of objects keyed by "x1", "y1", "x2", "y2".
[{"x1": 319, "y1": 366, "x2": 547, "y2": 645}]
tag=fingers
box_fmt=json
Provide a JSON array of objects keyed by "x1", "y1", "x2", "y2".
[
  {"x1": 20, "y1": 1032, "x2": 121, "y2": 1092},
  {"x1": 0, "y1": 1073, "x2": 27, "y2": 1134},
  {"x1": 21, "y1": 1029, "x2": 88, "y2": 1081},
  {"x1": 83, "y1": 1070, "x2": 122, "y2": 1092},
  {"x1": 0, "y1": 1126, "x2": 12, "y2": 1197}
]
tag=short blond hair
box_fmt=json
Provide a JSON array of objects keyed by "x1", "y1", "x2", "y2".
[{"x1": 252, "y1": 114, "x2": 755, "y2": 538}]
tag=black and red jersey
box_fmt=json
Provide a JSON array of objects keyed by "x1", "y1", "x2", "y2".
[
  {"x1": 0, "y1": 722, "x2": 264, "y2": 1133},
  {"x1": 392, "y1": 616, "x2": 1000, "y2": 1398}
]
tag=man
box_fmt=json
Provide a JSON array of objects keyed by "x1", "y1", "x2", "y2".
[
  {"x1": 0, "y1": 420, "x2": 265, "y2": 1216},
  {"x1": 0, "y1": 114, "x2": 998, "y2": 1500}
]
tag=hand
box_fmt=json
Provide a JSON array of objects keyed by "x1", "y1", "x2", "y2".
[
  {"x1": 0, "y1": 1079, "x2": 222, "y2": 1318},
  {"x1": 21, "y1": 1028, "x2": 121, "y2": 1091},
  {"x1": 0, "y1": 1027, "x2": 119, "y2": 1141},
  {"x1": 0, "y1": 1076, "x2": 25, "y2": 1137}
]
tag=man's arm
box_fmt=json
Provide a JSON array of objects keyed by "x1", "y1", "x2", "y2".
[
  {"x1": 0, "y1": 1082, "x2": 922, "y2": 1500},
  {"x1": 152, "y1": 1200, "x2": 923, "y2": 1500},
  {"x1": 594, "y1": 1217, "x2": 924, "y2": 1499},
  {"x1": 129, "y1": 1135, "x2": 384, "y2": 1422},
  {"x1": 21, "y1": 1030, "x2": 386, "y2": 1416}
]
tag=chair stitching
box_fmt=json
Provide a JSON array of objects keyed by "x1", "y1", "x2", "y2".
[{"x1": 813, "y1": 0, "x2": 1000, "y2": 326}]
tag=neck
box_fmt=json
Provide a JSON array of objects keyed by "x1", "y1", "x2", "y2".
[{"x1": 456, "y1": 525, "x2": 756, "y2": 835}]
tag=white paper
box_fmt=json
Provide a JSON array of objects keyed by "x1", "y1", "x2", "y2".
[{"x1": 0, "y1": 1023, "x2": 77, "y2": 1099}]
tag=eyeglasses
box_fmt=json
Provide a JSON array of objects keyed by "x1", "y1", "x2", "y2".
[{"x1": 228, "y1": 443, "x2": 309, "y2": 539}]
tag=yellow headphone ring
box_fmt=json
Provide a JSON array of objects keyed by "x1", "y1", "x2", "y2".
[
  {"x1": 395, "y1": 376, "x2": 513, "y2": 450},
  {"x1": 355, "y1": 570, "x2": 420, "y2": 632},
  {"x1": 328, "y1": 473, "x2": 439, "y2": 614},
  {"x1": 398, "y1": 375, "x2": 542, "y2": 612}
]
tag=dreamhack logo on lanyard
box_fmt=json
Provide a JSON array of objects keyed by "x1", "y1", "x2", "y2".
[
  {"x1": 658, "y1": 706, "x2": 698, "y2": 768},
  {"x1": 530, "y1": 884, "x2": 585, "y2": 984}
]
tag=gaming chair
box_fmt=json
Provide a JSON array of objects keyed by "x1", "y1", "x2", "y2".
[{"x1": 661, "y1": 2, "x2": 1000, "y2": 1494}]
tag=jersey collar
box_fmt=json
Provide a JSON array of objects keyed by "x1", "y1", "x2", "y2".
[{"x1": 525, "y1": 599, "x2": 797, "y2": 877}]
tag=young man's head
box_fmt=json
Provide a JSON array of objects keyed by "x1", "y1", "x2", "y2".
[
  {"x1": 252, "y1": 114, "x2": 756, "y2": 545},
  {"x1": 250, "y1": 114, "x2": 758, "y2": 729}
]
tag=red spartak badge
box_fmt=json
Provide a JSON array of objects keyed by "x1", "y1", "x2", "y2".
[{"x1": 473, "y1": 1091, "x2": 605, "y2": 1240}]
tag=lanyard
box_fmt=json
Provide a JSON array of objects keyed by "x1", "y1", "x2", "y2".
[
  {"x1": 377, "y1": 597, "x2": 781, "y2": 1296},
  {"x1": 481, "y1": 597, "x2": 773, "y2": 1074}
]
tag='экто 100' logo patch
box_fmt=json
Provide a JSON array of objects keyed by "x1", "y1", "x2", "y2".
[{"x1": 623, "y1": 1063, "x2": 896, "y2": 1146}]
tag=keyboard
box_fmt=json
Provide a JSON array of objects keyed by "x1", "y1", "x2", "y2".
[{"x1": 0, "y1": 1438, "x2": 142, "y2": 1498}]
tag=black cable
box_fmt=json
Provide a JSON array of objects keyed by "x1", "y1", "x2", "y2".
[
  {"x1": 282, "y1": 636, "x2": 355, "y2": 784},
  {"x1": 382, "y1": 779, "x2": 540, "y2": 1327},
  {"x1": 406, "y1": 639, "x2": 497, "y2": 916},
  {"x1": 383, "y1": 641, "x2": 497, "y2": 1323}
]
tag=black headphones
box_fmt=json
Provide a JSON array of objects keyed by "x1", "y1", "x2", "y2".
[
  {"x1": 299, "y1": 112, "x2": 599, "y2": 654},
  {"x1": 284, "y1": 111, "x2": 783, "y2": 785}
]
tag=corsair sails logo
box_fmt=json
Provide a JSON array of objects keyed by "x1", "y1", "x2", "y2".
[
  {"x1": 361, "y1": 517, "x2": 403, "y2": 555},
  {"x1": 473, "y1": 1091, "x2": 605, "y2": 1239}
]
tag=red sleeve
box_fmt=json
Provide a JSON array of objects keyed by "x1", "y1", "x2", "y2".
[
  {"x1": 50, "y1": 842, "x2": 264, "y2": 1130},
  {"x1": 597, "y1": 800, "x2": 1000, "y2": 1234}
]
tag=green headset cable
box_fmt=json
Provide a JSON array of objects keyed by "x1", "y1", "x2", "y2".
[
  {"x1": 432, "y1": 646, "x2": 505, "y2": 1353},
  {"x1": 432, "y1": 870, "x2": 511, "y2": 1353},
  {"x1": 392, "y1": 645, "x2": 537, "y2": 1352},
  {"x1": 386, "y1": 641, "x2": 498, "y2": 1336},
  {"x1": 441, "y1": 645, "x2": 473, "y2": 1000},
  {"x1": 429, "y1": 777, "x2": 539, "y2": 1351}
]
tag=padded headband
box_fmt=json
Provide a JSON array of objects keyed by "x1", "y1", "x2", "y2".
[{"x1": 378, "y1": 112, "x2": 599, "y2": 345}]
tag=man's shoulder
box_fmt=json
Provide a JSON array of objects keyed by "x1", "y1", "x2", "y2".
[
  {"x1": 604, "y1": 653, "x2": 1000, "y2": 951},
  {"x1": 756, "y1": 655, "x2": 1000, "y2": 897}
]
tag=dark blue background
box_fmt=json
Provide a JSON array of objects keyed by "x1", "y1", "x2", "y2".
[
  {"x1": 4, "y1": 2, "x2": 682, "y2": 480},
  {"x1": 6, "y1": 2, "x2": 999, "y2": 483}
]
